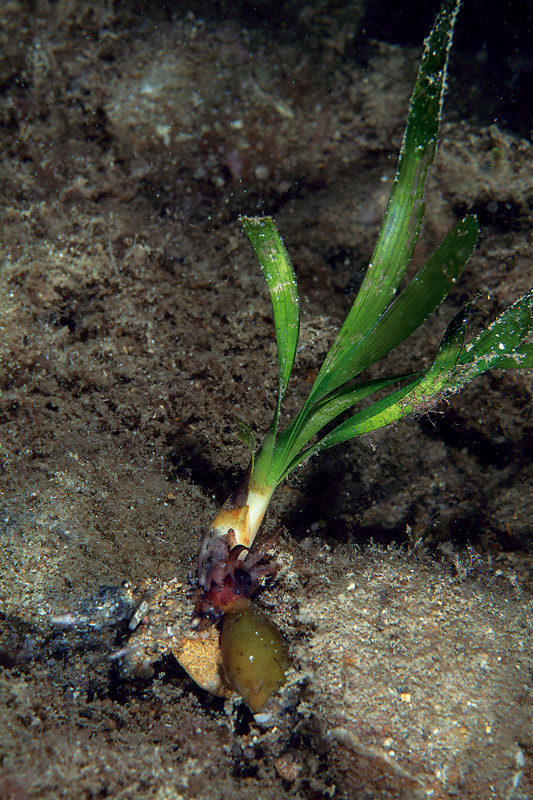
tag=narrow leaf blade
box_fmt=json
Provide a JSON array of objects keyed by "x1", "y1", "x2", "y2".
[
  {"x1": 279, "y1": 304, "x2": 470, "y2": 478},
  {"x1": 273, "y1": 371, "x2": 419, "y2": 476},
  {"x1": 269, "y1": 214, "x2": 477, "y2": 483},
  {"x1": 311, "y1": 214, "x2": 478, "y2": 394},
  {"x1": 327, "y1": 305, "x2": 469, "y2": 443},
  {"x1": 447, "y1": 288, "x2": 533, "y2": 385},
  {"x1": 240, "y1": 216, "x2": 300, "y2": 412},
  {"x1": 308, "y1": 0, "x2": 461, "y2": 403},
  {"x1": 459, "y1": 288, "x2": 533, "y2": 369},
  {"x1": 486, "y1": 345, "x2": 533, "y2": 370}
]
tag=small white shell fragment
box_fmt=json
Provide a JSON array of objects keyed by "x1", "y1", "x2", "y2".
[{"x1": 129, "y1": 600, "x2": 149, "y2": 630}]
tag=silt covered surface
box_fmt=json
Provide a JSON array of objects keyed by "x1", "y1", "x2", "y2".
[{"x1": 0, "y1": 1, "x2": 532, "y2": 798}]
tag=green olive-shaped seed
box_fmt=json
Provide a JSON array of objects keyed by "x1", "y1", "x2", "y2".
[{"x1": 220, "y1": 604, "x2": 289, "y2": 712}]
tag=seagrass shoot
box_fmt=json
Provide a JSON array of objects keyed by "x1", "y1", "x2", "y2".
[{"x1": 194, "y1": 0, "x2": 533, "y2": 710}]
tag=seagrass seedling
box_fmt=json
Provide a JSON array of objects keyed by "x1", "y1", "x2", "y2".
[{"x1": 195, "y1": 0, "x2": 533, "y2": 710}]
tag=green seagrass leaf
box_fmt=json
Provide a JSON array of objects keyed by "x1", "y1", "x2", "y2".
[
  {"x1": 272, "y1": 371, "x2": 419, "y2": 478},
  {"x1": 240, "y1": 217, "x2": 300, "y2": 421},
  {"x1": 306, "y1": 0, "x2": 461, "y2": 405},
  {"x1": 269, "y1": 214, "x2": 477, "y2": 484},
  {"x1": 456, "y1": 288, "x2": 533, "y2": 380},
  {"x1": 235, "y1": 0, "x2": 531, "y2": 498},
  {"x1": 279, "y1": 304, "x2": 470, "y2": 478},
  {"x1": 313, "y1": 214, "x2": 478, "y2": 394},
  {"x1": 484, "y1": 344, "x2": 533, "y2": 370}
]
